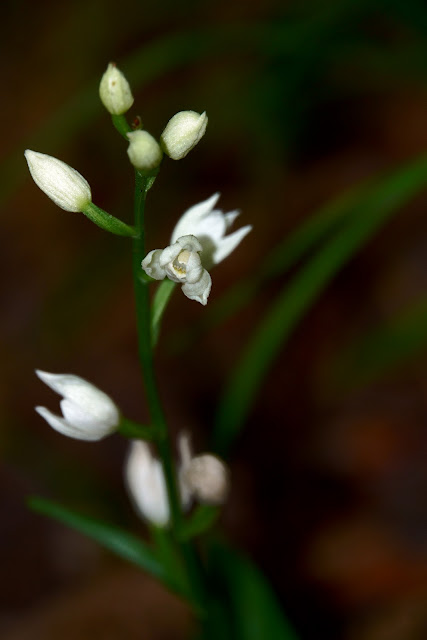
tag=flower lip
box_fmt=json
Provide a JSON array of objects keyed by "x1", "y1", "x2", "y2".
[{"x1": 141, "y1": 234, "x2": 211, "y2": 305}]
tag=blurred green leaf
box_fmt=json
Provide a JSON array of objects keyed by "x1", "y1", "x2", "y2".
[
  {"x1": 28, "y1": 496, "x2": 187, "y2": 596},
  {"x1": 171, "y1": 181, "x2": 370, "y2": 355},
  {"x1": 209, "y1": 542, "x2": 298, "y2": 640},
  {"x1": 213, "y1": 154, "x2": 427, "y2": 455},
  {"x1": 179, "y1": 505, "x2": 220, "y2": 541},
  {"x1": 8, "y1": 0, "x2": 420, "y2": 206},
  {"x1": 330, "y1": 299, "x2": 427, "y2": 390}
]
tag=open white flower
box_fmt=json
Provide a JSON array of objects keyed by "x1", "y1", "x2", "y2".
[
  {"x1": 142, "y1": 234, "x2": 212, "y2": 305},
  {"x1": 141, "y1": 194, "x2": 252, "y2": 304},
  {"x1": 35, "y1": 370, "x2": 119, "y2": 441}
]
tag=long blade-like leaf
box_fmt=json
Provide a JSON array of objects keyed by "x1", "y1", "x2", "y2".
[
  {"x1": 213, "y1": 155, "x2": 427, "y2": 454},
  {"x1": 210, "y1": 542, "x2": 298, "y2": 640},
  {"x1": 28, "y1": 496, "x2": 187, "y2": 596},
  {"x1": 330, "y1": 299, "x2": 427, "y2": 390}
]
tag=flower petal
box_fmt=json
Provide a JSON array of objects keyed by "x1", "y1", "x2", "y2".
[
  {"x1": 212, "y1": 224, "x2": 252, "y2": 264},
  {"x1": 158, "y1": 243, "x2": 182, "y2": 267},
  {"x1": 141, "y1": 249, "x2": 167, "y2": 279},
  {"x1": 176, "y1": 234, "x2": 203, "y2": 253},
  {"x1": 36, "y1": 370, "x2": 119, "y2": 429},
  {"x1": 60, "y1": 399, "x2": 117, "y2": 439},
  {"x1": 182, "y1": 269, "x2": 212, "y2": 305},
  {"x1": 184, "y1": 250, "x2": 203, "y2": 284},
  {"x1": 35, "y1": 406, "x2": 104, "y2": 441},
  {"x1": 170, "y1": 193, "x2": 220, "y2": 243},
  {"x1": 125, "y1": 441, "x2": 170, "y2": 526}
]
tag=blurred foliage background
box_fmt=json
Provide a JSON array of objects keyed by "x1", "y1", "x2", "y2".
[{"x1": 2, "y1": 0, "x2": 427, "y2": 638}]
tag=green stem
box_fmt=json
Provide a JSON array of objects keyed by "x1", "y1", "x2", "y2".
[
  {"x1": 132, "y1": 170, "x2": 181, "y2": 526},
  {"x1": 111, "y1": 113, "x2": 132, "y2": 139},
  {"x1": 118, "y1": 417, "x2": 154, "y2": 440},
  {"x1": 131, "y1": 169, "x2": 208, "y2": 615}
]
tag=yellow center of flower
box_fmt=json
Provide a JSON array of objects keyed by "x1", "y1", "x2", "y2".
[{"x1": 172, "y1": 249, "x2": 191, "y2": 276}]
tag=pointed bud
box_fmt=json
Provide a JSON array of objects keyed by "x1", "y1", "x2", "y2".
[
  {"x1": 160, "y1": 111, "x2": 208, "y2": 160},
  {"x1": 99, "y1": 63, "x2": 134, "y2": 115},
  {"x1": 126, "y1": 441, "x2": 170, "y2": 526},
  {"x1": 184, "y1": 454, "x2": 229, "y2": 505},
  {"x1": 25, "y1": 150, "x2": 92, "y2": 213},
  {"x1": 127, "y1": 131, "x2": 163, "y2": 173}
]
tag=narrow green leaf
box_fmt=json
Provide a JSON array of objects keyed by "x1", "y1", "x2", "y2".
[
  {"x1": 213, "y1": 155, "x2": 427, "y2": 455},
  {"x1": 169, "y1": 182, "x2": 370, "y2": 355},
  {"x1": 151, "y1": 279, "x2": 177, "y2": 346},
  {"x1": 28, "y1": 496, "x2": 186, "y2": 595},
  {"x1": 330, "y1": 299, "x2": 427, "y2": 390},
  {"x1": 210, "y1": 542, "x2": 298, "y2": 640},
  {"x1": 179, "y1": 505, "x2": 220, "y2": 541}
]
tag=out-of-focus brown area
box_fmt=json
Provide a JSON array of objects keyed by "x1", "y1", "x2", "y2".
[{"x1": 2, "y1": 1, "x2": 427, "y2": 638}]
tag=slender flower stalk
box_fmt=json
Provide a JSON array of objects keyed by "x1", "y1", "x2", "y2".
[
  {"x1": 131, "y1": 169, "x2": 208, "y2": 613},
  {"x1": 131, "y1": 170, "x2": 182, "y2": 528}
]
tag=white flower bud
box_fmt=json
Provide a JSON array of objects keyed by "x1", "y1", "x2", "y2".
[
  {"x1": 127, "y1": 131, "x2": 163, "y2": 173},
  {"x1": 25, "y1": 150, "x2": 92, "y2": 213},
  {"x1": 184, "y1": 454, "x2": 229, "y2": 505},
  {"x1": 160, "y1": 110, "x2": 208, "y2": 160},
  {"x1": 125, "y1": 439, "x2": 192, "y2": 527},
  {"x1": 126, "y1": 441, "x2": 170, "y2": 526},
  {"x1": 35, "y1": 370, "x2": 120, "y2": 441},
  {"x1": 99, "y1": 62, "x2": 134, "y2": 115}
]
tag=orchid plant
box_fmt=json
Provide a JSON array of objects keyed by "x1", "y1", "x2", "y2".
[{"x1": 25, "y1": 63, "x2": 292, "y2": 639}]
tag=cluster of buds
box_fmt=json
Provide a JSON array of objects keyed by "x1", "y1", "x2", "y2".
[{"x1": 99, "y1": 63, "x2": 208, "y2": 173}]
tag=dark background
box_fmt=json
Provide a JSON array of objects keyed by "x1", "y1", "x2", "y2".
[{"x1": 2, "y1": 1, "x2": 427, "y2": 638}]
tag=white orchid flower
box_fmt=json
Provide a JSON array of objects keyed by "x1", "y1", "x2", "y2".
[
  {"x1": 142, "y1": 234, "x2": 212, "y2": 305},
  {"x1": 35, "y1": 370, "x2": 120, "y2": 441},
  {"x1": 141, "y1": 193, "x2": 252, "y2": 304},
  {"x1": 125, "y1": 439, "x2": 192, "y2": 527}
]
